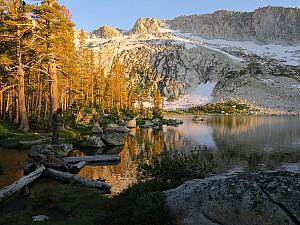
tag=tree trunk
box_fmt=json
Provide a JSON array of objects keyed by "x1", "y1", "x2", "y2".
[
  {"x1": 18, "y1": 137, "x2": 52, "y2": 146},
  {"x1": 0, "y1": 166, "x2": 45, "y2": 202},
  {"x1": 63, "y1": 155, "x2": 121, "y2": 165},
  {"x1": 18, "y1": 67, "x2": 29, "y2": 131},
  {"x1": 69, "y1": 161, "x2": 87, "y2": 174},
  {"x1": 49, "y1": 60, "x2": 59, "y2": 127},
  {"x1": 16, "y1": 26, "x2": 29, "y2": 131},
  {"x1": 43, "y1": 168, "x2": 111, "y2": 191}
]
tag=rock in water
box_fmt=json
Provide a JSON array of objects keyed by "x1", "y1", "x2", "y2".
[{"x1": 29, "y1": 144, "x2": 73, "y2": 157}]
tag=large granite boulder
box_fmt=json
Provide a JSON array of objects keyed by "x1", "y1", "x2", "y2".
[
  {"x1": 91, "y1": 122, "x2": 103, "y2": 134},
  {"x1": 80, "y1": 135, "x2": 106, "y2": 148},
  {"x1": 165, "y1": 171, "x2": 300, "y2": 225},
  {"x1": 29, "y1": 144, "x2": 73, "y2": 157},
  {"x1": 104, "y1": 125, "x2": 130, "y2": 133},
  {"x1": 101, "y1": 132, "x2": 125, "y2": 146}
]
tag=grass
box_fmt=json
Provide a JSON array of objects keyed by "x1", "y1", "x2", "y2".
[
  {"x1": 0, "y1": 180, "x2": 175, "y2": 225},
  {"x1": 0, "y1": 120, "x2": 91, "y2": 149}
]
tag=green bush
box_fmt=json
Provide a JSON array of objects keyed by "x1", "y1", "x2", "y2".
[
  {"x1": 138, "y1": 149, "x2": 216, "y2": 182},
  {"x1": 189, "y1": 100, "x2": 250, "y2": 115},
  {"x1": 133, "y1": 192, "x2": 172, "y2": 225}
]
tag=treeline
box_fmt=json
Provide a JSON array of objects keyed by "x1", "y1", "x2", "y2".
[{"x1": 0, "y1": 0, "x2": 163, "y2": 131}]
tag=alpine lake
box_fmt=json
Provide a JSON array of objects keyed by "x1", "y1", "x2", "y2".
[{"x1": 1, "y1": 115, "x2": 300, "y2": 194}]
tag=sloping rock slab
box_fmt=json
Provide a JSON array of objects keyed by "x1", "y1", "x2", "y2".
[
  {"x1": 29, "y1": 144, "x2": 74, "y2": 157},
  {"x1": 104, "y1": 126, "x2": 130, "y2": 133},
  {"x1": 165, "y1": 171, "x2": 300, "y2": 225},
  {"x1": 80, "y1": 136, "x2": 106, "y2": 148},
  {"x1": 101, "y1": 132, "x2": 125, "y2": 146}
]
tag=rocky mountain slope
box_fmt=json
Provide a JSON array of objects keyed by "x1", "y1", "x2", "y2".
[
  {"x1": 168, "y1": 6, "x2": 300, "y2": 46},
  {"x1": 77, "y1": 6, "x2": 300, "y2": 115}
]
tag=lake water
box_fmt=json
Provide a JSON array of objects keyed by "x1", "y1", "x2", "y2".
[{"x1": 1, "y1": 115, "x2": 300, "y2": 194}]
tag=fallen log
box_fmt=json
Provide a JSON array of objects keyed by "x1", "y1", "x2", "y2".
[
  {"x1": 43, "y1": 168, "x2": 111, "y2": 191},
  {"x1": 69, "y1": 161, "x2": 87, "y2": 174},
  {"x1": 0, "y1": 166, "x2": 45, "y2": 202},
  {"x1": 63, "y1": 154, "x2": 120, "y2": 164},
  {"x1": 19, "y1": 137, "x2": 52, "y2": 146}
]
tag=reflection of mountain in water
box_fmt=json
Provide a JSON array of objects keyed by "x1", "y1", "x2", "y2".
[
  {"x1": 209, "y1": 116, "x2": 300, "y2": 173},
  {"x1": 1, "y1": 116, "x2": 300, "y2": 192},
  {"x1": 164, "y1": 115, "x2": 215, "y2": 150}
]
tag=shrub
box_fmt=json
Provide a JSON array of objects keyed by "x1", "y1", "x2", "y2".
[
  {"x1": 133, "y1": 192, "x2": 172, "y2": 225},
  {"x1": 137, "y1": 148, "x2": 216, "y2": 182}
]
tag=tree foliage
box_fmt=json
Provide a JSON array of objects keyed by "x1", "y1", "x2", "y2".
[{"x1": 0, "y1": 0, "x2": 164, "y2": 130}]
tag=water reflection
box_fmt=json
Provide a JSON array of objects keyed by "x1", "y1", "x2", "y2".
[
  {"x1": 1, "y1": 115, "x2": 300, "y2": 193},
  {"x1": 77, "y1": 115, "x2": 300, "y2": 194},
  {"x1": 77, "y1": 128, "x2": 165, "y2": 194},
  {"x1": 0, "y1": 149, "x2": 29, "y2": 188}
]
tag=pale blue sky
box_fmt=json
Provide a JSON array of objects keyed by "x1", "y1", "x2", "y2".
[{"x1": 57, "y1": 0, "x2": 300, "y2": 31}]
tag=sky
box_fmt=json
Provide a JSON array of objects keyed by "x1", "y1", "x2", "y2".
[{"x1": 57, "y1": 0, "x2": 300, "y2": 32}]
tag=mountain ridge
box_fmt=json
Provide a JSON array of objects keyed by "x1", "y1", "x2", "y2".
[{"x1": 76, "y1": 6, "x2": 300, "y2": 115}]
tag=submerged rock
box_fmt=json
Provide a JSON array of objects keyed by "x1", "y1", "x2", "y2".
[{"x1": 165, "y1": 171, "x2": 300, "y2": 225}]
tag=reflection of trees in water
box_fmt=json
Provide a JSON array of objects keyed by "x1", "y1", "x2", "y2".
[
  {"x1": 210, "y1": 116, "x2": 300, "y2": 173},
  {"x1": 0, "y1": 149, "x2": 28, "y2": 188},
  {"x1": 163, "y1": 127, "x2": 193, "y2": 156},
  {"x1": 78, "y1": 128, "x2": 166, "y2": 194},
  {"x1": 74, "y1": 116, "x2": 300, "y2": 193}
]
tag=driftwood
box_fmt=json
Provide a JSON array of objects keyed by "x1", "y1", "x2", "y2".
[
  {"x1": 69, "y1": 161, "x2": 87, "y2": 174},
  {"x1": 0, "y1": 166, "x2": 45, "y2": 202},
  {"x1": 63, "y1": 154, "x2": 120, "y2": 165},
  {"x1": 43, "y1": 168, "x2": 111, "y2": 191},
  {"x1": 19, "y1": 137, "x2": 52, "y2": 146}
]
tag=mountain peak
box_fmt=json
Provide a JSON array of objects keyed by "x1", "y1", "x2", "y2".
[
  {"x1": 130, "y1": 18, "x2": 165, "y2": 36},
  {"x1": 91, "y1": 25, "x2": 122, "y2": 39}
]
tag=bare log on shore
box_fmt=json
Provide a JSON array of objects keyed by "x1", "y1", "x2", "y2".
[
  {"x1": 43, "y1": 168, "x2": 111, "y2": 191},
  {"x1": 0, "y1": 166, "x2": 45, "y2": 202},
  {"x1": 63, "y1": 154, "x2": 120, "y2": 165},
  {"x1": 69, "y1": 161, "x2": 87, "y2": 174},
  {"x1": 18, "y1": 137, "x2": 52, "y2": 146}
]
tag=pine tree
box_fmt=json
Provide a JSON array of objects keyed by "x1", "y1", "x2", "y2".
[
  {"x1": 32, "y1": 0, "x2": 76, "y2": 124},
  {"x1": 0, "y1": 0, "x2": 36, "y2": 131}
]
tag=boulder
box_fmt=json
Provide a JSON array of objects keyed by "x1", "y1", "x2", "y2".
[
  {"x1": 32, "y1": 215, "x2": 49, "y2": 222},
  {"x1": 104, "y1": 125, "x2": 130, "y2": 133},
  {"x1": 80, "y1": 136, "x2": 106, "y2": 148},
  {"x1": 165, "y1": 171, "x2": 300, "y2": 225},
  {"x1": 126, "y1": 118, "x2": 137, "y2": 128},
  {"x1": 29, "y1": 144, "x2": 73, "y2": 158},
  {"x1": 152, "y1": 118, "x2": 161, "y2": 123},
  {"x1": 145, "y1": 120, "x2": 154, "y2": 127},
  {"x1": 101, "y1": 132, "x2": 125, "y2": 146},
  {"x1": 91, "y1": 122, "x2": 103, "y2": 134}
]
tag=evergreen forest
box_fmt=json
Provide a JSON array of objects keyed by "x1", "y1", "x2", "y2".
[{"x1": 0, "y1": 0, "x2": 164, "y2": 131}]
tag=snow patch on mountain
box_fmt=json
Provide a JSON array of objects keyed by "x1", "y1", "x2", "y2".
[
  {"x1": 164, "y1": 82, "x2": 216, "y2": 110},
  {"x1": 166, "y1": 29, "x2": 300, "y2": 66}
]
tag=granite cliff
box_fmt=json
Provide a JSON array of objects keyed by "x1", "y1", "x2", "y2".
[
  {"x1": 78, "y1": 6, "x2": 300, "y2": 114},
  {"x1": 168, "y1": 6, "x2": 300, "y2": 46}
]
